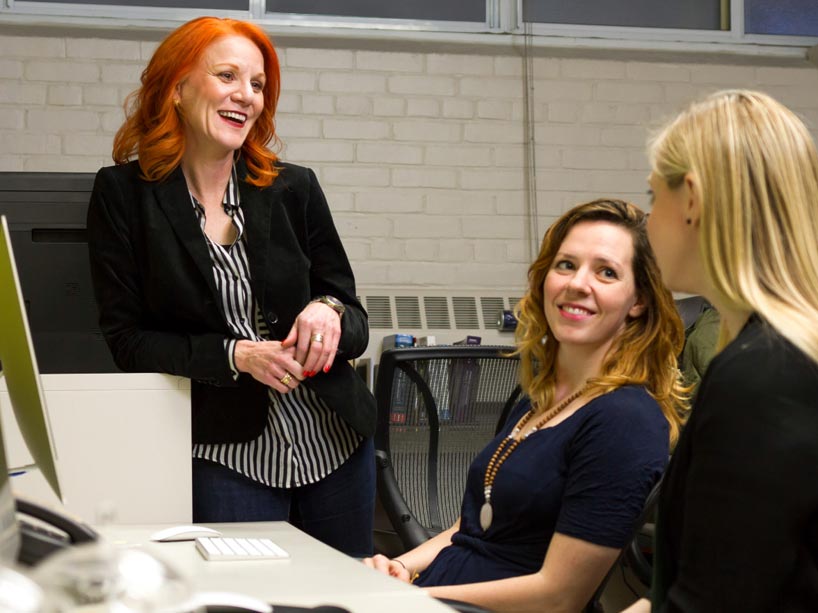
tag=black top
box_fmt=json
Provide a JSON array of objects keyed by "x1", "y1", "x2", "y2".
[
  {"x1": 87, "y1": 159, "x2": 375, "y2": 442},
  {"x1": 652, "y1": 315, "x2": 818, "y2": 612}
]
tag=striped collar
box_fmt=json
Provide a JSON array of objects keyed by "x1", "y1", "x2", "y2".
[
  {"x1": 188, "y1": 163, "x2": 244, "y2": 244},
  {"x1": 188, "y1": 163, "x2": 240, "y2": 215}
]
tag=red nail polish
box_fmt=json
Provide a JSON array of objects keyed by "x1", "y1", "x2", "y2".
[
  {"x1": 323, "y1": 365, "x2": 330, "y2": 373},
  {"x1": 302, "y1": 370, "x2": 309, "y2": 377}
]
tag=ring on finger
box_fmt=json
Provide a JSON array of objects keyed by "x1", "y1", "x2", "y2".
[
  {"x1": 310, "y1": 332, "x2": 324, "y2": 344},
  {"x1": 280, "y1": 372, "x2": 293, "y2": 386}
]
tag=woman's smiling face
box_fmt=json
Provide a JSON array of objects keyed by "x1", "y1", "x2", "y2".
[
  {"x1": 176, "y1": 35, "x2": 266, "y2": 160},
  {"x1": 543, "y1": 220, "x2": 644, "y2": 355}
]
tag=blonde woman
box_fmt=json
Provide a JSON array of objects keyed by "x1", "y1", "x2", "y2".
[
  {"x1": 365, "y1": 199, "x2": 686, "y2": 612},
  {"x1": 626, "y1": 90, "x2": 818, "y2": 612}
]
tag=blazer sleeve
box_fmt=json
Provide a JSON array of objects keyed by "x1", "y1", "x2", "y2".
[
  {"x1": 302, "y1": 167, "x2": 368, "y2": 359},
  {"x1": 87, "y1": 167, "x2": 235, "y2": 385}
]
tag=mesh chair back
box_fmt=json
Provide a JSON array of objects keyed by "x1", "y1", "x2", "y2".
[{"x1": 375, "y1": 346, "x2": 521, "y2": 550}]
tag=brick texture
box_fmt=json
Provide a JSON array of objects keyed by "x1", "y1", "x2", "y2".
[{"x1": 2, "y1": 31, "x2": 818, "y2": 294}]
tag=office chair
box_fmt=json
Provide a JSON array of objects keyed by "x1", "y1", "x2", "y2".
[
  {"x1": 373, "y1": 345, "x2": 521, "y2": 554},
  {"x1": 674, "y1": 295, "x2": 711, "y2": 331},
  {"x1": 621, "y1": 472, "x2": 663, "y2": 588},
  {"x1": 589, "y1": 475, "x2": 664, "y2": 612}
]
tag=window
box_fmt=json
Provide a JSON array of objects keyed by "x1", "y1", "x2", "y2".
[
  {"x1": 20, "y1": 0, "x2": 248, "y2": 8},
  {"x1": 265, "y1": 0, "x2": 486, "y2": 23},
  {"x1": 2, "y1": 0, "x2": 816, "y2": 53},
  {"x1": 522, "y1": 0, "x2": 724, "y2": 31},
  {"x1": 745, "y1": 0, "x2": 818, "y2": 36}
]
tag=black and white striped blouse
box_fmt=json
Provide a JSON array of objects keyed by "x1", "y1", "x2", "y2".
[{"x1": 190, "y1": 166, "x2": 361, "y2": 488}]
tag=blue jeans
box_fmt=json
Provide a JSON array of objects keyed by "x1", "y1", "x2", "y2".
[{"x1": 192, "y1": 437, "x2": 374, "y2": 557}]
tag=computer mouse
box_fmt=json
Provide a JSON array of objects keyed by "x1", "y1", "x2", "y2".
[{"x1": 149, "y1": 525, "x2": 223, "y2": 542}]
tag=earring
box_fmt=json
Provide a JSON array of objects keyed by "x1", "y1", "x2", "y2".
[{"x1": 173, "y1": 99, "x2": 180, "y2": 108}]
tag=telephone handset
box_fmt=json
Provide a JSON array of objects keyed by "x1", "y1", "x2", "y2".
[{"x1": 15, "y1": 497, "x2": 98, "y2": 566}]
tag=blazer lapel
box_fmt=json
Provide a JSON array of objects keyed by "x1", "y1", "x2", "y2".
[
  {"x1": 154, "y1": 167, "x2": 221, "y2": 303},
  {"x1": 238, "y1": 163, "x2": 272, "y2": 300}
]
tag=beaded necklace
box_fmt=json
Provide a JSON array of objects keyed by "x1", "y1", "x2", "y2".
[{"x1": 479, "y1": 383, "x2": 590, "y2": 532}]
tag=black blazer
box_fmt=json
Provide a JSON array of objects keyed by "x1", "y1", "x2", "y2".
[
  {"x1": 652, "y1": 315, "x2": 818, "y2": 611},
  {"x1": 87, "y1": 159, "x2": 375, "y2": 443}
]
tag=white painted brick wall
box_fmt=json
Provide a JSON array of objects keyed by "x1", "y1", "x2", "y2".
[
  {"x1": 0, "y1": 60, "x2": 24, "y2": 79},
  {"x1": 47, "y1": 85, "x2": 83, "y2": 106},
  {"x1": 406, "y1": 98, "x2": 440, "y2": 117},
  {"x1": 299, "y1": 94, "x2": 333, "y2": 114},
  {"x1": 2, "y1": 30, "x2": 818, "y2": 293},
  {"x1": 26, "y1": 61, "x2": 99, "y2": 83},
  {"x1": 392, "y1": 167, "x2": 457, "y2": 188},
  {"x1": 356, "y1": 190, "x2": 423, "y2": 213},
  {"x1": 66, "y1": 38, "x2": 141, "y2": 60},
  {"x1": 427, "y1": 192, "x2": 495, "y2": 216},
  {"x1": 357, "y1": 143, "x2": 423, "y2": 165},
  {"x1": 356, "y1": 51, "x2": 423, "y2": 73},
  {"x1": 336, "y1": 96, "x2": 371, "y2": 116},
  {"x1": 561, "y1": 58, "x2": 627, "y2": 80}
]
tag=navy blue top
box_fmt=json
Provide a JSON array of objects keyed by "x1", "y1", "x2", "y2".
[{"x1": 415, "y1": 385, "x2": 668, "y2": 586}]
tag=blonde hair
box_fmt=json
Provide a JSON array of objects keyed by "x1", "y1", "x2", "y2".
[
  {"x1": 514, "y1": 199, "x2": 688, "y2": 445},
  {"x1": 650, "y1": 90, "x2": 818, "y2": 364}
]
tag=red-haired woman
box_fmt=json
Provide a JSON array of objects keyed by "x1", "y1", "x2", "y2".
[{"x1": 87, "y1": 17, "x2": 375, "y2": 556}]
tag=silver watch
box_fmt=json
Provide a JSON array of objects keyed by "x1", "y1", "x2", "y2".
[{"x1": 312, "y1": 295, "x2": 346, "y2": 318}]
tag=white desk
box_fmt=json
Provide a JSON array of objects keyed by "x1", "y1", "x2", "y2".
[
  {"x1": 98, "y1": 522, "x2": 454, "y2": 613},
  {"x1": 1, "y1": 373, "x2": 191, "y2": 524}
]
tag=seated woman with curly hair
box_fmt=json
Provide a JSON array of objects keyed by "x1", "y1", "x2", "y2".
[{"x1": 365, "y1": 198, "x2": 688, "y2": 612}]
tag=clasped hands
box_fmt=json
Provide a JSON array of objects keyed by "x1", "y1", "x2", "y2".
[{"x1": 233, "y1": 301, "x2": 341, "y2": 394}]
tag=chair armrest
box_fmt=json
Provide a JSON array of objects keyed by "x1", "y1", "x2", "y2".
[{"x1": 374, "y1": 450, "x2": 432, "y2": 550}]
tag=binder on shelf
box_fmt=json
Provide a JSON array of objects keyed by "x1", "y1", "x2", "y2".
[
  {"x1": 449, "y1": 336, "x2": 482, "y2": 422},
  {"x1": 383, "y1": 334, "x2": 415, "y2": 425}
]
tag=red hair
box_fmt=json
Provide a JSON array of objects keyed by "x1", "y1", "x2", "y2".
[{"x1": 113, "y1": 17, "x2": 281, "y2": 187}]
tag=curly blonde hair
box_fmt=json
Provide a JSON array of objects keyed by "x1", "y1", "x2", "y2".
[{"x1": 514, "y1": 198, "x2": 688, "y2": 444}]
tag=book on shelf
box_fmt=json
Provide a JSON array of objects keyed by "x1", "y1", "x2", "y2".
[
  {"x1": 382, "y1": 334, "x2": 414, "y2": 425},
  {"x1": 449, "y1": 336, "x2": 482, "y2": 422},
  {"x1": 381, "y1": 333, "x2": 415, "y2": 351}
]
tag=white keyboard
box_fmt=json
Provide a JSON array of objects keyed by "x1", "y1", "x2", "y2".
[{"x1": 195, "y1": 537, "x2": 290, "y2": 561}]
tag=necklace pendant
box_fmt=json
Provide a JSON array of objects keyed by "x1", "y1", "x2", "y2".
[{"x1": 479, "y1": 501, "x2": 493, "y2": 531}]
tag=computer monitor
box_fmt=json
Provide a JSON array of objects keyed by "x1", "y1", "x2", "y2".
[{"x1": 0, "y1": 215, "x2": 62, "y2": 502}]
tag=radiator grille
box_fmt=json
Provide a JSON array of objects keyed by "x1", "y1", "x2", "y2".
[
  {"x1": 452, "y1": 296, "x2": 479, "y2": 329},
  {"x1": 480, "y1": 297, "x2": 505, "y2": 329},
  {"x1": 423, "y1": 296, "x2": 450, "y2": 329},
  {"x1": 395, "y1": 296, "x2": 422, "y2": 328},
  {"x1": 365, "y1": 295, "x2": 393, "y2": 329}
]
